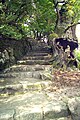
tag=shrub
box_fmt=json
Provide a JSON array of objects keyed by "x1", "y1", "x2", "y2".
[
  {"x1": 49, "y1": 32, "x2": 58, "y2": 40},
  {"x1": 74, "y1": 49, "x2": 80, "y2": 61}
]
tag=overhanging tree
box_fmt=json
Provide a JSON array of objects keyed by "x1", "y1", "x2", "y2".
[{"x1": 0, "y1": 0, "x2": 80, "y2": 40}]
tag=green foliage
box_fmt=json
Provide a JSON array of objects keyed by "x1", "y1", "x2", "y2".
[
  {"x1": 74, "y1": 50, "x2": 80, "y2": 61},
  {"x1": 0, "y1": 0, "x2": 80, "y2": 40},
  {"x1": 49, "y1": 32, "x2": 58, "y2": 39},
  {"x1": 74, "y1": 50, "x2": 80, "y2": 69},
  {"x1": 72, "y1": 0, "x2": 80, "y2": 22},
  {"x1": 64, "y1": 0, "x2": 80, "y2": 22},
  {"x1": 30, "y1": 0, "x2": 56, "y2": 34},
  {"x1": 0, "y1": 0, "x2": 34, "y2": 39},
  {"x1": 0, "y1": 25, "x2": 22, "y2": 39}
]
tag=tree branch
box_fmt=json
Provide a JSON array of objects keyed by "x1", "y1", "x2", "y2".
[{"x1": 64, "y1": 22, "x2": 80, "y2": 33}]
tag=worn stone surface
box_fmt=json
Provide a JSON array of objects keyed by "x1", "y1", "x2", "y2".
[
  {"x1": 0, "y1": 40, "x2": 52, "y2": 98},
  {"x1": 0, "y1": 92, "x2": 70, "y2": 120},
  {"x1": 68, "y1": 97, "x2": 80, "y2": 120},
  {"x1": 43, "y1": 101, "x2": 69, "y2": 119},
  {"x1": 0, "y1": 39, "x2": 78, "y2": 120},
  {"x1": 45, "y1": 117, "x2": 72, "y2": 120},
  {"x1": 0, "y1": 92, "x2": 46, "y2": 119},
  {"x1": 4, "y1": 65, "x2": 51, "y2": 72},
  {"x1": 0, "y1": 109, "x2": 15, "y2": 120},
  {"x1": 0, "y1": 77, "x2": 52, "y2": 95}
]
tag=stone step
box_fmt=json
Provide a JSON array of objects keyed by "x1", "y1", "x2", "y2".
[
  {"x1": 31, "y1": 45, "x2": 48, "y2": 50},
  {"x1": 31, "y1": 43, "x2": 49, "y2": 47},
  {"x1": 0, "y1": 77, "x2": 52, "y2": 96},
  {"x1": 32, "y1": 48, "x2": 51, "y2": 53},
  {"x1": 0, "y1": 70, "x2": 52, "y2": 80},
  {"x1": 22, "y1": 55, "x2": 51, "y2": 60},
  {"x1": 31, "y1": 47, "x2": 51, "y2": 52},
  {"x1": 17, "y1": 59, "x2": 51, "y2": 65},
  {"x1": 4, "y1": 65, "x2": 51, "y2": 73},
  {"x1": 0, "y1": 92, "x2": 71, "y2": 120},
  {"x1": 26, "y1": 52, "x2": 49, "y2": 56}
]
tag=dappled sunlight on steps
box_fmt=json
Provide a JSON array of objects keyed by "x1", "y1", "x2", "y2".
[
  {"x1": 0, "y1": 41, "x2": 53, "y2": 96},
  {"x1": 0, "y1": 41, "x2": 73, "y2": 120}
]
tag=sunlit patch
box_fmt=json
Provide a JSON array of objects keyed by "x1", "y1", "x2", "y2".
[
  {"x1": 0, "y1": 79, "x2": 4, "y2": 82},
  {"x1": 75, "y1": 22, "x2": 80, "y2": 42},
  {"x1": 54, "y1": 105, "x2": 61, "y2": 112}
]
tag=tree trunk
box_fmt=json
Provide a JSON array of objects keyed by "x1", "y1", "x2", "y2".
[{"x1": 53, "y1": 0, "x2": 73, "y2": 37}]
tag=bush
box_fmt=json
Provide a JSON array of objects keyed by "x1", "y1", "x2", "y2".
[
  {"x1": 74, "y1": 49, "x2": 80, "y2": 61},
  {"x1": 74, "y1": 49, "x2": 80, "y2": 69},
  {"x1": 49, "y1": 32, "x2": 58, "y2": 40}
]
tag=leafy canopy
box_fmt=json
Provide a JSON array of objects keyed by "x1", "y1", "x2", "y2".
[{"x1": 0, "y1": 0, "x2": 80, "y2": 39}]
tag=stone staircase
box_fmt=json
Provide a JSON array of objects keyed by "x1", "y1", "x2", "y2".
[
  {"x1": 0, "y1": 41, "x2": 72, "y2": 120},
  {"x1": 0, "y1": 41, "x2": 52, "y2": 95}
]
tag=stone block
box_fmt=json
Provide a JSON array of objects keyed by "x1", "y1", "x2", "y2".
[
  {"x1": 15, "y1": 105, "x2": 43, "y2": 120},
  {"x1": 44, "y1": 101, "x2": 69, "y2": 119},
  {"x1": 0, "y1": 109, "x2": 15, "y2": 120},
  {"x1": 68, "y1": 97, "x2": 80, "y2": 120}
]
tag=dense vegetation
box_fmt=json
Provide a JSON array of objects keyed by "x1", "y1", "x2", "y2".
[{"x1": 0, "y1": 0, "x2": 80, "y2": 40}]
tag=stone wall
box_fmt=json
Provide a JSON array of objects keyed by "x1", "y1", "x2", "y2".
[{"x1": 0, "y1": 37, "x2": 31, "y2": 71}]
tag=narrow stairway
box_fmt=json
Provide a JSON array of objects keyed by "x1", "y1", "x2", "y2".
[
  {"x1": 0, "y1": 41, "x2": 72, "y2": 120},
  {"x1": 0, "y1": 41, "x2": 52, "y2": 95}
]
